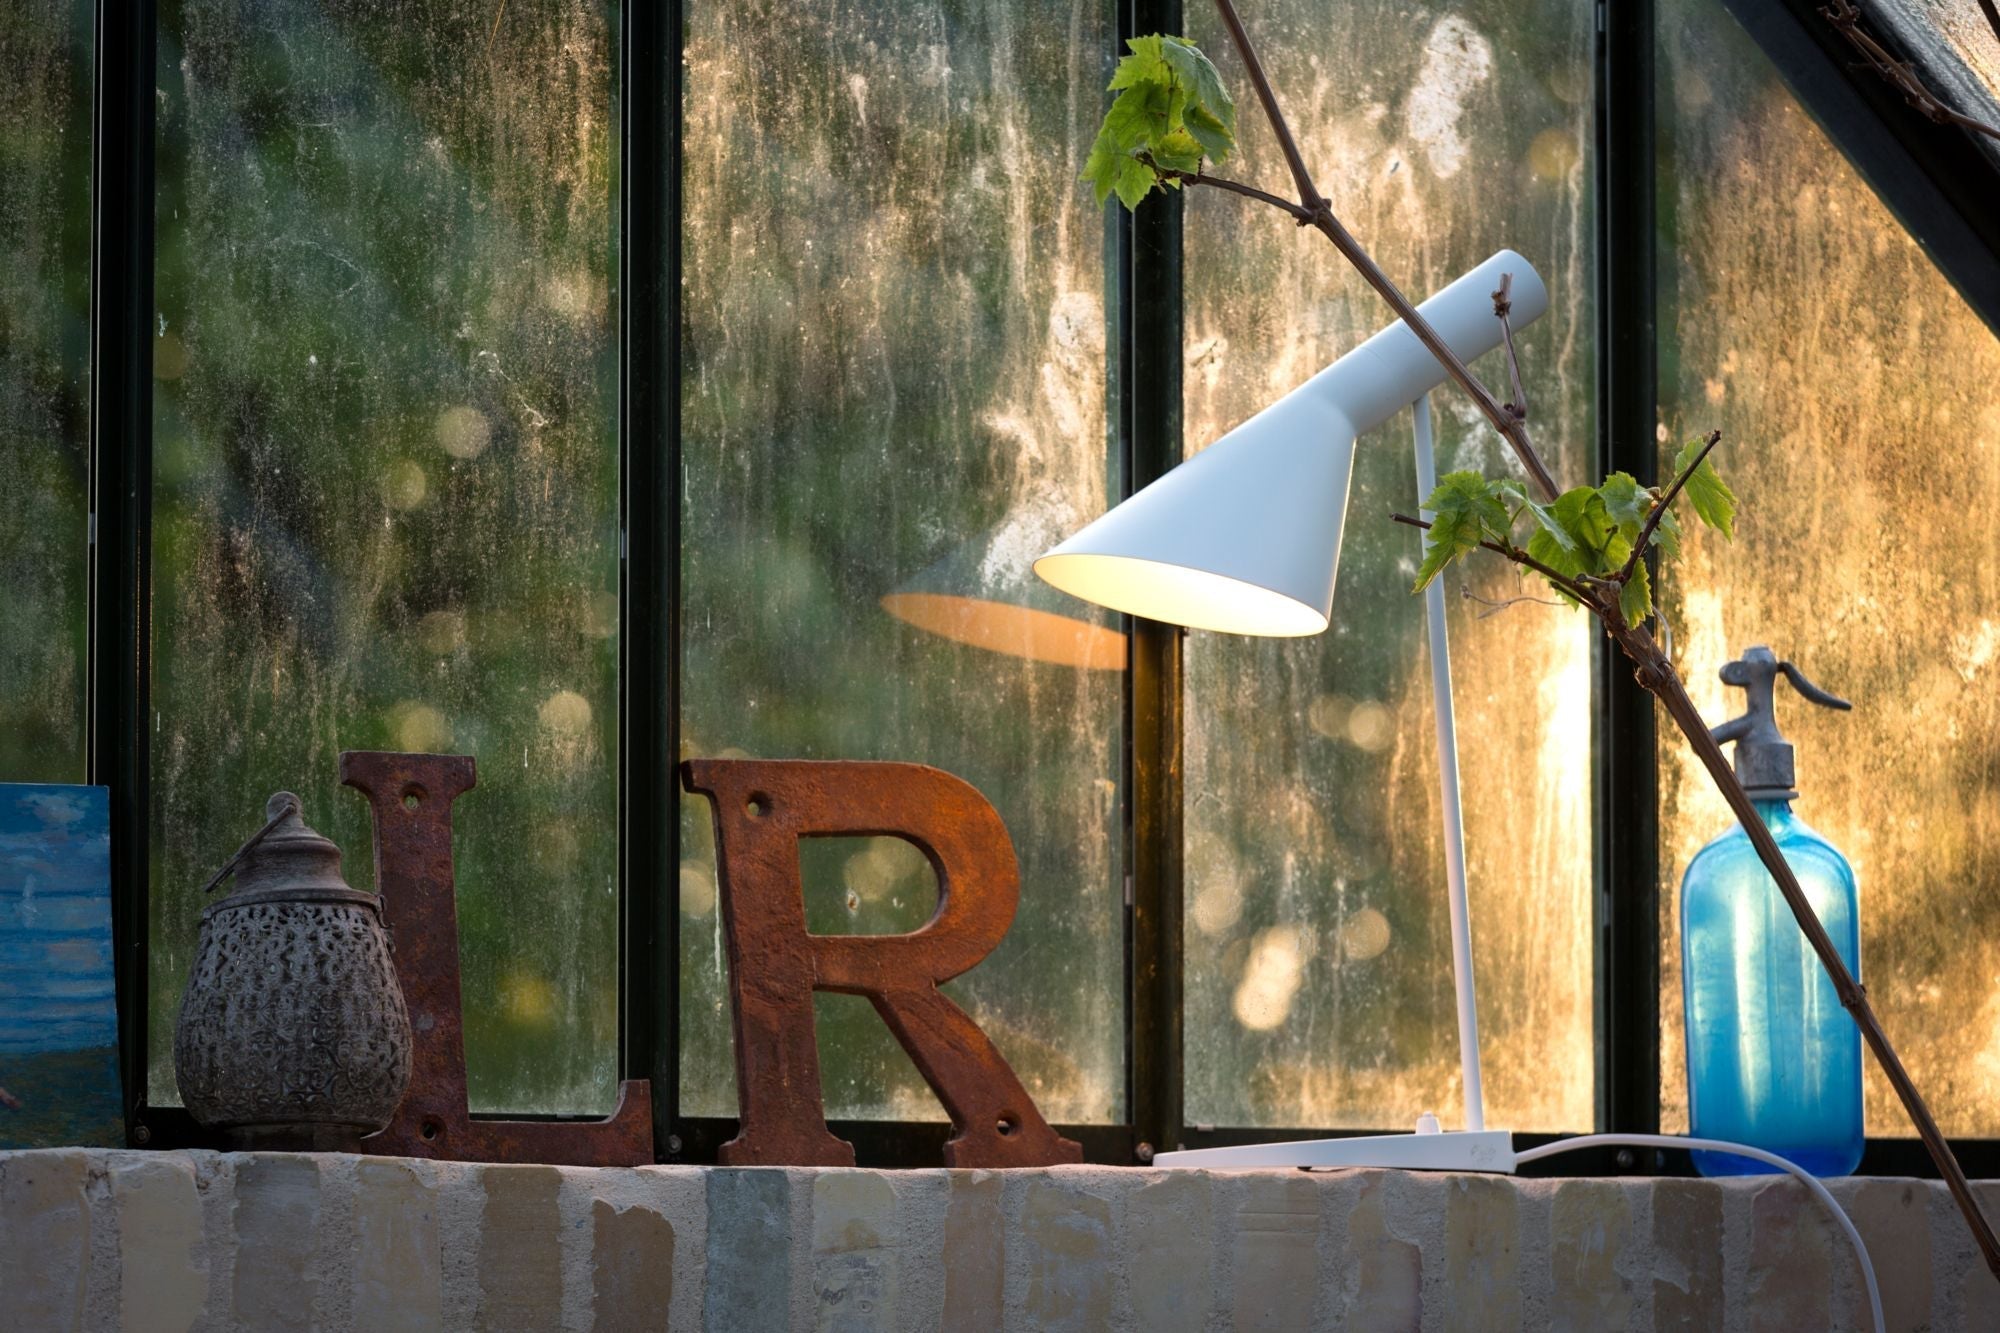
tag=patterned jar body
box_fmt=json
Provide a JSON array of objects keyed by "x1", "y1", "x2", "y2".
[{"x1": 174, "y1": 795, "x2": 411, "y2": 1146}]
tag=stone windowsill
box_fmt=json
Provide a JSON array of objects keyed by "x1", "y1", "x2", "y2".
[{"x1": 1, "y1": 1148, "x2": 1995, "y2": 1330}]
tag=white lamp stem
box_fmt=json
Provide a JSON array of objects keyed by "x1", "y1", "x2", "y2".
[{"x1": 1413, "y1": 392, "x2": 1486, "y2": 1134}]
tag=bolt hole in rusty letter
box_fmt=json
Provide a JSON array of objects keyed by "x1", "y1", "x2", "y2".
[{"x1": 682, "y1": 758, "x2": 1083, "y2": 1168}]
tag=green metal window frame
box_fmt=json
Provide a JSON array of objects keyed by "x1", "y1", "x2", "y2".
[{"x1": 67, "y1": 0, "x2": 2000, "y2": 1173}]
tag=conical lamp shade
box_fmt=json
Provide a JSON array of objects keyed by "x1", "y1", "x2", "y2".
[
  {"x1": 1037, "y1": 399, "x2": 1358, "y2": 635},
  {"x1": 1035, "y1": 250, "x2": 1547, "y2": 636}
]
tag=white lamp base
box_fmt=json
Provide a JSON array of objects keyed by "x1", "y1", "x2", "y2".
[{"x1": 1152, "y1": 1127, "x2": 1516, "y2": 1174}]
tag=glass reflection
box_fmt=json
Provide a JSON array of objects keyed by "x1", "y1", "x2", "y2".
[
  {"x1": 1180, "y1": 0, "x2": 1597, "y2": 1131},
  {"x1": 150, "y1": 0, "x2": 620, "y2": 1113},
  {"x1": 0, "y1": 0, "x2": 92, "y2": 784},
  {"x1": 1659, "y1": 0, "x2": 2000, "y2": 1138},
  {"x1": 680, "y1": 0, "x2": 1125, "y2": 1123}
]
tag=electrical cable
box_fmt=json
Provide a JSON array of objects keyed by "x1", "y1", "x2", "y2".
[{"x1": 1512, "y1": 1134, "x2": 1882, "y2": 1333}]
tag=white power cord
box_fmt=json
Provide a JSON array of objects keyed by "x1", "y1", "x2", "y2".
[{"x1": 1513, "y1": 1134, "x2": 1882, "y2": 1333}]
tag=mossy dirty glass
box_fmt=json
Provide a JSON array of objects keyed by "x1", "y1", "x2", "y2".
[
  {"x1": 148, "y1": 0, "x2": 620, "y2": 1113},
  {"x1": 679, "y1": 0, "x2": 1126, "y2": 1123},
  {"x1": 0, "y1": 0, "x2": 92, "y2": 785},
  {"x1": 1179, "y1": 0, "x2": 1598, "y2": 1132},
  {"x1": 1659, "y1": 0, "x2": 2000, "y2": 1138}
]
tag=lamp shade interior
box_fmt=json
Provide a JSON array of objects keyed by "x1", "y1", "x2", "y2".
[{"x1": 1031, "y1": 553, "x2": 1329, "y2": 637}]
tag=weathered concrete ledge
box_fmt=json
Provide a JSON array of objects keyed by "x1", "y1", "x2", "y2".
[{"x1": 1, "y1": 1149, "x2": 1995, "y2": 1330}]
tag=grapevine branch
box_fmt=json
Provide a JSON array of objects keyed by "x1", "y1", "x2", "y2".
[
  {"x1": 1462, "y1": 586, "x2": 1570, "y2": 618},
  {"x1": 1823, "y1": 0, "x2": 2000, "y2": 142},
  {"x1": 1618, "y1": 428, "x2": 1720, "y2": 585},
  {"x1": 1146, "y1": 163, "x2": 1312, "y2": 221},
  {"x1": 1202, "y1": 0, "x2": 2000, "y2": 1278},
  {"x1": 1387, "y1": 514, "x2": 1594, "y2": 599}
]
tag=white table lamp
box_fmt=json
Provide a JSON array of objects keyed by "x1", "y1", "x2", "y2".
[{"x1": 1036, "y1": 250, "x2": 1546, "y2": 1172}]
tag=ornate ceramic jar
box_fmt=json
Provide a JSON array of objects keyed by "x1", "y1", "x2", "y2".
[{"x1": 174, "y1": 792, "x2": 411, "y2": 1149}]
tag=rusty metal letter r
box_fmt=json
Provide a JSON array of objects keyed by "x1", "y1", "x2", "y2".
[{"x1": 681, "y1": 758, "x2": 1082, "y2": 1168}]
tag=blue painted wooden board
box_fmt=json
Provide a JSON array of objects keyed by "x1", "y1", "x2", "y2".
[{"x1": 0, "y1": 784, "x2": 122, "y2": 1147}]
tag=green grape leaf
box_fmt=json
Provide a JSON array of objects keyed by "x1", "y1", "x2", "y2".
[
  {"x1": 1619, "y1": 558, "x2": 1652, "y2": 628},
  {"x1": 1422, "y1": 471, "x2": 1488, "y2": 509},
  {"x1": 1083, "y1": 87, "x2": 1162, "y2": 205},
  {"x1": 1108, "y1": 35, "x2": 1169, "y2": 89},
  {"x1": 1651, "y1": 503, "x2": 1682, "y2": 561},
  {"x1": 1123, "y1": 76, "x2": 1183, "y2": 145},
  {"x1": 1415, "y1": 471, "x2": 1524, "y2": 592},
  {"x1": 1150, "y1": 128, "x2": 1207, "y2": 175},
  {"x1": 1549, "y1": 486, "x2": 1614, "y2": 559},
  {"x1": 1597, "y1": 471, "x2": 1648, "y2": 537},
  {"x1": 1110, "y1": 156, "x2": 1156, "y2": 209},
  {"x1": 1161, "y1": 38, "x2": 1232, "y2": 118},
  {"x1": 1413, "y1": 506, "x2": 1482, "y2": 592},
  {"x1": 1183, "y1": 102, "x2": 1234, "y2": 163},
  {"x1": 1423, "y1": 470, "x2": 1510, "y2": 537},
  {"x1": 1085, "y1": 35, "x2": 1236, "y2": 210},
  {"x1": 1526, "y1": 524, "x2": 1590, "y2": 579},
  {"x1": 1492, "y1": 477, "x2": 1572, "y2": 552},
  {"x1": 1673, "y1": 435, "x2": 1736, "y2": 539},
  {"x1": 1598, "y1": 468, "x2": 1688, "y2": 570},
  {"x1": 1518, "y1": 495, "x2": 1577, "y2": 553},
  {"x1": 1161, "y1": 37, "x2": 1236, "y2": 149},
  {"x1": 1525, "y1": 484, "x2": 1630, "y2": 583}
]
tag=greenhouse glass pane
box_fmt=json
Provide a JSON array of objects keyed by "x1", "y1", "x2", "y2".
[
  {"x1": 1658, "y1": 0, "x2": 2000, "y2": 1138},
  {"x1": 0, "y1": 0, "x2": 92, "y2": 784},
  {"x1": 681, "y1": 0, "x2": 1125, "y2": 1124},
  {"x1": 149, "y1": 0, "x2": 620, "y2": 1113},
  {"x1": 1181, "y1": 1, "x2": 1597, "y2": 1131}
]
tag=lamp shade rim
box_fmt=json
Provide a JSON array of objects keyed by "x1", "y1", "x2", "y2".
[{"x1": 1033, "y1": 550, "x2": 1330, "y2": 637}]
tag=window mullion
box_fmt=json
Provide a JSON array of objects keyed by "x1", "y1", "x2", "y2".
[
  {"x1": 621, "y1": 0, "x2": 681, "y2": 1158},
  {"x1": 1123, "y1": 0, "x2": 1186, "y2": 1165},
  {"x1": 88, "y1": 0, "x2": 157, "y2": 1146},
  {"x1": 1595, "y1": 0, "x2": 1663, "y2": 1144}
]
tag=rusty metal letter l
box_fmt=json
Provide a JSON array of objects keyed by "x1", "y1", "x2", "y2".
[{"x1": 341, "y1": 751, "x2": 652, "y2": 1166}]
